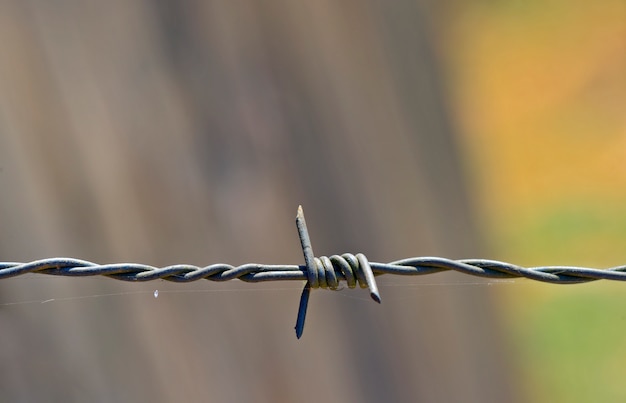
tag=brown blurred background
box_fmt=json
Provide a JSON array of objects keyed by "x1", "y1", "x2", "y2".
[{"x1": 0, "y1": 0, "x2": 623, "y2": 402}]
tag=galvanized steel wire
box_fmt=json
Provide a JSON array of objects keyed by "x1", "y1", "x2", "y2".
[
  {"x1": 2, "y1": 206, "x2": 625, "y2": 337},
  {"x1": 3, "y1": 255, "x2": 626, "y2": 284}
]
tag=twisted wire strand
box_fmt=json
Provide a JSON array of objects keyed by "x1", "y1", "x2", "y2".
[
  {"x1": 1, "y1": 256, "x2": 625, "y2": 284},
  {"x1": 3, "y1": 206, "x2": 624, "y2": 338}
]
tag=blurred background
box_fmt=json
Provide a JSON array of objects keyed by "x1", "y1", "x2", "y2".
[{"x1": 0, "y1": 0, "x2": 624, "y2": 401}]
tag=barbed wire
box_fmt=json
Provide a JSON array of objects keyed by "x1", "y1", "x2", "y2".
[{"x1": 2, "y1": 206, "x2": 626, "y2": 338}]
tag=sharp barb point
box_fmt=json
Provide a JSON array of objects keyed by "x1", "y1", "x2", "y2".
[
  {"x1": 3, "y1": 206, "x2": 625, "y2": 337},
  {"x1": 294, "y1": 283, "x2": 311, "y2": 339},
  {"x1": 356, "y1": 253, "x2": 381, "y2": 305}
]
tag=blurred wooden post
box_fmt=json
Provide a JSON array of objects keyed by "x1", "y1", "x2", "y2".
[{"x1": 0, "y1": 1, "x2": 518, "y2": 401}]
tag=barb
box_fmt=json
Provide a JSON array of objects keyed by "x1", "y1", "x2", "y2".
[{"x1": 2, "y1": 206, "x2": 626, "y2": 338}]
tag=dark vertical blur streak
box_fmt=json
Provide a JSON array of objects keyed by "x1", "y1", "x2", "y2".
[
  {"x1": 0, "y1": 1, "x2": 519, "y2": 401},
  {"x1": 370, "y1": 0, "x2": 478, "y2": 254}
]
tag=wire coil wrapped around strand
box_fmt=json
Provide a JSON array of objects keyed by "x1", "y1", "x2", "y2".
[{"x1": 3, "y1": 206, "x2": 626, "y2": 337}]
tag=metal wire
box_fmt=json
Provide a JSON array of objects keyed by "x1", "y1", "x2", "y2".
[
  {"x1": 3, "y1": 255, "x2": 626, "y2": 284},
  {"x1": 3, "y1": 206, "x2": 626, "y2": 337}
]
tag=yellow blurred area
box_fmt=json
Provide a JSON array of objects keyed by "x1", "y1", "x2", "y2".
[
  {"x1": 446, "y1": 1, "x2": 626, "y2": 264},
  {"x1": 443, "y1": 2, "x2": 626, "y2": 401}
]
